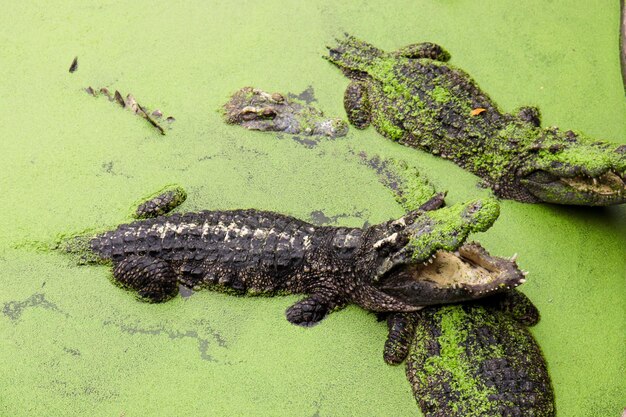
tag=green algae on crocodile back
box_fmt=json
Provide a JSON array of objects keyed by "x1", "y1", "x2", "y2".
[
  {"x1": 408, "y1": 304, "x2": 555, "y2": 417},
  {"x1": 393, "y1": 291, "x2": 555, "y2": 417},
  {"x1": 325, "y1": 35, "x2": 626, "y2": 206}
]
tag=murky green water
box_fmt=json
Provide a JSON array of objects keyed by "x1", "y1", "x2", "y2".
[{"x1": 1, "y1": 1, "x2": 624, "y2": 416}]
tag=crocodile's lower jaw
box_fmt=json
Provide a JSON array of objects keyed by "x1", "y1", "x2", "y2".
[
  {"x1": 521, "y1": 169, "x2": 626, "y2": 206},
  {"x1": 378, "y1": 242, "x2": 525, "y2": 306}
]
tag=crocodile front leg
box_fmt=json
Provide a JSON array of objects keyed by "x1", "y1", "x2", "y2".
[
  {"x1": 344, "y1": 81, "x2": 372, "y2": 129},
  {"x1": 285, "y1": 292, "x2": 346, "y2": 327},
  {"x1": 112, "y1": 255, "x2": 179, "y2": 302},
  {"x1": 383, "y1": 312, "x2": 419, "y2": 365}
]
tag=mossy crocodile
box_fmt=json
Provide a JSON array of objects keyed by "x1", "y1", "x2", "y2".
[
  {"x1": 383, "y1": 291, "x2": 555, "y2": 417},
  {"x1": 371, "y1": 156, "x2": 555, "y2": 416},
  {"x1": 325, "y1": 35, "x2": 626, "y2": 206}
]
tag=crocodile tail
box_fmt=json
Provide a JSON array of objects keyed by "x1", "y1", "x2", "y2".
[
  {"x1": 324, "y1": 34, "x2": 385, "y2": 74},
  {"x1": 55, "y1": 233, "x2": 102, "y2": 264},
  {"x1": 13, "y1": 232, "x2": 101, "y2": 264}
]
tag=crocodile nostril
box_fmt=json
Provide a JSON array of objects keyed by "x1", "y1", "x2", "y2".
[{"x1": 615, "y1": 144, "x2": 626, "y2": 155}]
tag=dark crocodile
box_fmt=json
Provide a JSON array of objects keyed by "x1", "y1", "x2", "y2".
[
  {"x1": 325, "y1": 35, "x2": 626, "y2": 206},
  {"x1": 383, "y1": 291, "x2": 555, "y2": 417},
  {"x1": 68, "y1": 190, "x2": 525, "y2": 326}
]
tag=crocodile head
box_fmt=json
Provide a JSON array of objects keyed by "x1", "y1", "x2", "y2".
[
  {"x1": 364, "y1": 199, "x2": 524, "y2": 308},
  {"x1": 372, "y1": 198, "x2": 501, "y2": 276},
  {"x1": 223, "y1": 86, "x2": 348, "y2": 138},
  {"x1": 376, "y1": 242, "x2": 525, "y2": 306},
  {"x1": 513, "y1": 128, "x2": 626, "y2": 205}
]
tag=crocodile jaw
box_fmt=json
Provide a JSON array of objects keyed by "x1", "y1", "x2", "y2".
[
  {"x1": 376, "y1": 242, "x2": 525, "y2": 307},
  {"x1": 520, "y1": 169, "x2": 626, "y2": 206}
]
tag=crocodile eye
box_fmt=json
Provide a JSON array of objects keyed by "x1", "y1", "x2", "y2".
[{"x1": 261, "y1": 107, "x2": 276, "y2": 117}]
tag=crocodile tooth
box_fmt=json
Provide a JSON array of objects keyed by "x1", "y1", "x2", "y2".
[{"x1": 510, "y1": 253, "x2": 518, "y2": 262}]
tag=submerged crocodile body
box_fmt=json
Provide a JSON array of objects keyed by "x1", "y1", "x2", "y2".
[
  {"x1": 223, "y1": 87, "x2": 348, "y2": 138},
  {"x1": 70, "y1": 190, "x2": 524, "y2": 326},
  {"x1": 326, "y1": 35, "x2": 626, "y2": 205},
  {"x1": 383, "y1": 291, "x2": 555, "y2": 417}
]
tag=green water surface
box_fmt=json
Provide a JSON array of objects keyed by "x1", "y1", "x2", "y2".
[{"x1": 1, "y1": 1, "x2": 624, "y2": 416}]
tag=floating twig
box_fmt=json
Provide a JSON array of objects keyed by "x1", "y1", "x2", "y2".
[
  {"x1": 85, "y1": 86, "x2": 173, "y2": 135},
  {"x1": 69, "y1": 57, "x2": 78, "y2": 73}
]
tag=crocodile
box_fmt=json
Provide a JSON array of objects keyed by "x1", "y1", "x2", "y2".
[
  {"x1": 383, "y1": 291, "x2": 555, "y2": 417},
  {"x1": 325, "y1": 35, "x2": 626, "y2": 205},
  {"x1": 66, "y1": 189, "x2": 525, "y2": 326},
  {"x1": 223, "y1": 87, "x2": 349, "y2": 138}
]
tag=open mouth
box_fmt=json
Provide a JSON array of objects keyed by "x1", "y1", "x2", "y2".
[
  {"x1": 377, "y1": 242, "x2": 525, "y2": 307},
  {"x1": 522, "y1": 169, "x2": 626, "y2": 205}
]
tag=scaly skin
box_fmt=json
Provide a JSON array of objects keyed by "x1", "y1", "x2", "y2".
[
  {"x1": 70, "y1": 189, "x2": 524, "y2": 326},
  {"x1": 223, "y1": 87, "x2": 349, "y2": 138},
  {"x1": 134, "y1": 184, "x2": 187, "y2": 219},
  {"x1": 325, "y1": 35, "x2": 626, "y2": 205},
  {"x1": 384, "y1": 291, "x2": 555, "y2": 417}
]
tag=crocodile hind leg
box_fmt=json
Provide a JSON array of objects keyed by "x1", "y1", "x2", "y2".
[
  {"x1": 285, "y1": 293, "x2": 345, "y2": 327},
  {"x1": 112, "y1": 255, "x2": 179, "y2": 302},
  {"x1": 344, "y1": 81, "x2": 372, "y2": 129},
  {"x1": 393, "y1": 42, "x2": 451, "y2": 62},
  {"x1": 383, "y1": 312, "x2": 419, "y2": 365}
]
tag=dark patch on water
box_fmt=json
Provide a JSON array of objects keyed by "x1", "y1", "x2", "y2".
[
  {"x1": 63, "y1": 347, "x2": 81, "y2": 356},
  {"x1": 309, "y1": 396, "x2": 325, "y2": 417},
  {"x1": 288, "y1": 85, "x2": 317, "y2": 104},
  {"x1": 309, "y1": 210, "x2": 365, "y2": 226},
  {"x1": 47, "y1": 377, "x2": 119, "y2": 401},
  {"x1": 309, "y1": 210, "x2": 332, "y2": 225},
  {"x1": 178, "y1": 284, "x2": 194, "y2": 299},
  {"x1": 358, "y1": 151, "x2": 402, "y2": 193},
  {"x1": 103, "y1": 317, "x2": 228, "y2": 362},
  {"x1": 292, "y1": 135, "x2": 319, "y2": 148},
  {"x1": 3, "y1": 293, "x2": 69, "y2": 321},
  {"x1": 100, "y1": 161, "x2": 132, "y2": 178}
]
